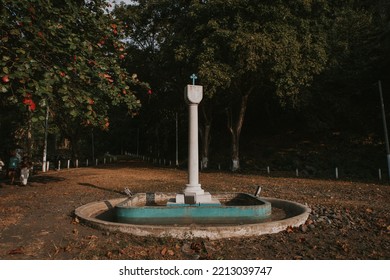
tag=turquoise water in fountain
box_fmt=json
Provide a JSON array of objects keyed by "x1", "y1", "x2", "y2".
[{"x1": 115, "y1": 193, "x2": 272, "y2": 225}]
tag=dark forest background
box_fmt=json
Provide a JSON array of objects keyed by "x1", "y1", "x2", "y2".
[{"x1": 1, "y1": 0, "x2": 390, "y2": 179}]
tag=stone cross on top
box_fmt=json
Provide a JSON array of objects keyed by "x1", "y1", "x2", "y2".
[{"x1": 190, "y1": 73, "x2": 197, "y2": 85}]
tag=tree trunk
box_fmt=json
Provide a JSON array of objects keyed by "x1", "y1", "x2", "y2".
[
  {"x1": 227, "y1": 93, "x2": 250, "y2": 172},
  {"x1": 231, "y1": 131, "x2": 240, "y2": 171},
  {"x1": 155, "y1": 126, "x2": 160, "y2": 158},
  {"x1": 70, "y1": 135, "x2": 80, "y2": 160},
  {"x1": 42, "y1": 104, "x2": 49, "y2": 171},
  {"x1": 200, "y1": 122, "x2": 211, "y2": 169},
  {"x1": 26, "y1": 111, "x2": 33, "y2": 158},
  {"x1": 199, "y1": 102, "x2": 213, "y2": 169}
]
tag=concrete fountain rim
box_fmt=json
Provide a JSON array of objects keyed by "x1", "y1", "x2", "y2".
[{"x1": 74, "y1": 193, "x2": 311, "y2": 240}]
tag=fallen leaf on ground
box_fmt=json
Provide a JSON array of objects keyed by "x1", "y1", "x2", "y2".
[
  {"x1": 286, "y1": 226, "x2": 294, "y2": 233},
  {"x1": 86, "y1": 235, "x2": 98, "y2": 240},
  {"x1": 8, "y1": 247, "x2": 24, "y2": 255}
]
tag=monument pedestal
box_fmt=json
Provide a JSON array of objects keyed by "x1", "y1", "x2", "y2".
[
  {"x1": 182, "y1": 183, "x2": 220, "y2": 205},
  {"x1": 169, "y1": 192, "x2": 220, "y2": 206}
]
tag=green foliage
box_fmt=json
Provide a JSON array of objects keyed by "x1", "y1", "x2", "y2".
[
  {"x1": 0, "y1": 0, "x2": 143, "y2": 131},
  {"x1": 2, "y1": 0, "x2": 387, "y2": 163},
  {"x1": 111, "y1": 0, "x2": 389, "y2": 165},
  {"x1": 162, "y1": 0, "x2": 332, "y2": 102}
]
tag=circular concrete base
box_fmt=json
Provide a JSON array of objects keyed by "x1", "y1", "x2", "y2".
[{"x1": 75, "y1": 196, "x2": 310, "y2": 240}]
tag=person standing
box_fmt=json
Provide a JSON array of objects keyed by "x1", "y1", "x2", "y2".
[
  {"x1": 0, "y1": 158, "x2": 4, "y2": 170},
  {"x1": 0, "y1": 158, "x2": 4, "y2": 177},
  {"x1": 8, "y1": 151, "x2": 20, "y2": 185}
]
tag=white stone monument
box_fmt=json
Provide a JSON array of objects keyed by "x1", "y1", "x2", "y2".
[{"x1": 172, "y1": 82, "x2": 220, "y2": 205}]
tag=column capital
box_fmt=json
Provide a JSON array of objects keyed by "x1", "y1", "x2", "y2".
[{"x1": 184, "y1": 85, "x2": 203, "y2": 104}]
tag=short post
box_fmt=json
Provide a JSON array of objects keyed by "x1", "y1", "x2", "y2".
[
  {"x1": 296, "y1": 168, "x2": 299, "y2": 177},
  {"x1": 95, "y1": 159, "x2": 98, "y2": 166},
  {"x1": 86, "y1": 159, "x2": 89, "y2": 167},
  {"x1": 255, "y1": 186, "x2": 262, "y2": 197},
  {"x1": 75, "y1": 159, "x2": 79, "y2": 168},
  {"x1": 58, "y1": 160, "x2": 61, "y2": 171},
  {"x1": 267, "y1": 166, "x2": 270, "y2": 174},
  {"x1": 104, "y1": 158, "x2": 106, "y2": 164},
  {"x1": 335, "y1": 167, "x2": 339, "y2": 179},
  {"x1": 379, "y1": 168, "x2": 382, "y2": 180},
  {"x1": 175, "y1": 112, "x2": 179, "y2": 167},
  {"x1": 67, "y1": 159, "x2": 70, "y2": 169}
]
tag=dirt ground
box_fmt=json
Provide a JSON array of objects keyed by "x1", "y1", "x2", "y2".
[{"x1": 0, "y1": 158, "x2": 389, "y2": 260}]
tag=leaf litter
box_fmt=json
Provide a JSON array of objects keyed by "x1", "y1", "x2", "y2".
[{"x1": 0, "y1": 159, "x2": 389, "y2": 259}]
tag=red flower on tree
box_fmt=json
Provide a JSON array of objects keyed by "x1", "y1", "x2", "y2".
[
  {"x1": 29, "y1": 101, "x2": 36, "y2": 111},
  {"x1": 23, "y1": 93, "x2": 36, "y2": 111},
  {"x1": 2, "y1": 75, "x2": 10, "y2": 83}
]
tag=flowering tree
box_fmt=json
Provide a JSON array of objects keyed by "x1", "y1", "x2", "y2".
[{"x1": 1, "y1": 0, "x2": 145, "y2": 156}]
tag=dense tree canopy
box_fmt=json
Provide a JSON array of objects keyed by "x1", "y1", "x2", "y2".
[
  {"x1": 114, "y1": 0, "x2": 385, "y2": 170},
  {"x1": 1, "y1": 0, "x2": 389, "y2": 173}
]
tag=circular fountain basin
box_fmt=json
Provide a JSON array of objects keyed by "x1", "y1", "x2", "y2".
[
  {"x1": 75, "y1": 193, "x2": 310, "y2": 239},
  {"x1": 116, "y1": 193, "x2": 271, "y2": 225}
]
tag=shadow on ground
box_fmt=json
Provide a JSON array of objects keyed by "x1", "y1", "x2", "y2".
[
  {"x1": 29, "y1": 175, "x2": 66, "y2": 184},
  {"x1": 78, "y1": 182, "x2": 125, "y2": 195},
  {"x1": 0, "y1": 175, "x2": 66, "y2": 186}
]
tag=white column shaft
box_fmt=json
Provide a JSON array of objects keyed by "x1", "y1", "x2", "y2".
[{"x1": 188, "y1": 104, "x2": 199, "y2": 187}]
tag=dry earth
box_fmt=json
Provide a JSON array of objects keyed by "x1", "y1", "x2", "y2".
[{"x1": 0, "y1": 158, "x2": 389, "y2": 260}]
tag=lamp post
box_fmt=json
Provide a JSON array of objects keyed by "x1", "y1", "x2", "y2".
[{"x1": 378, "y1": 80, "x2": 390, "y2": 178}]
